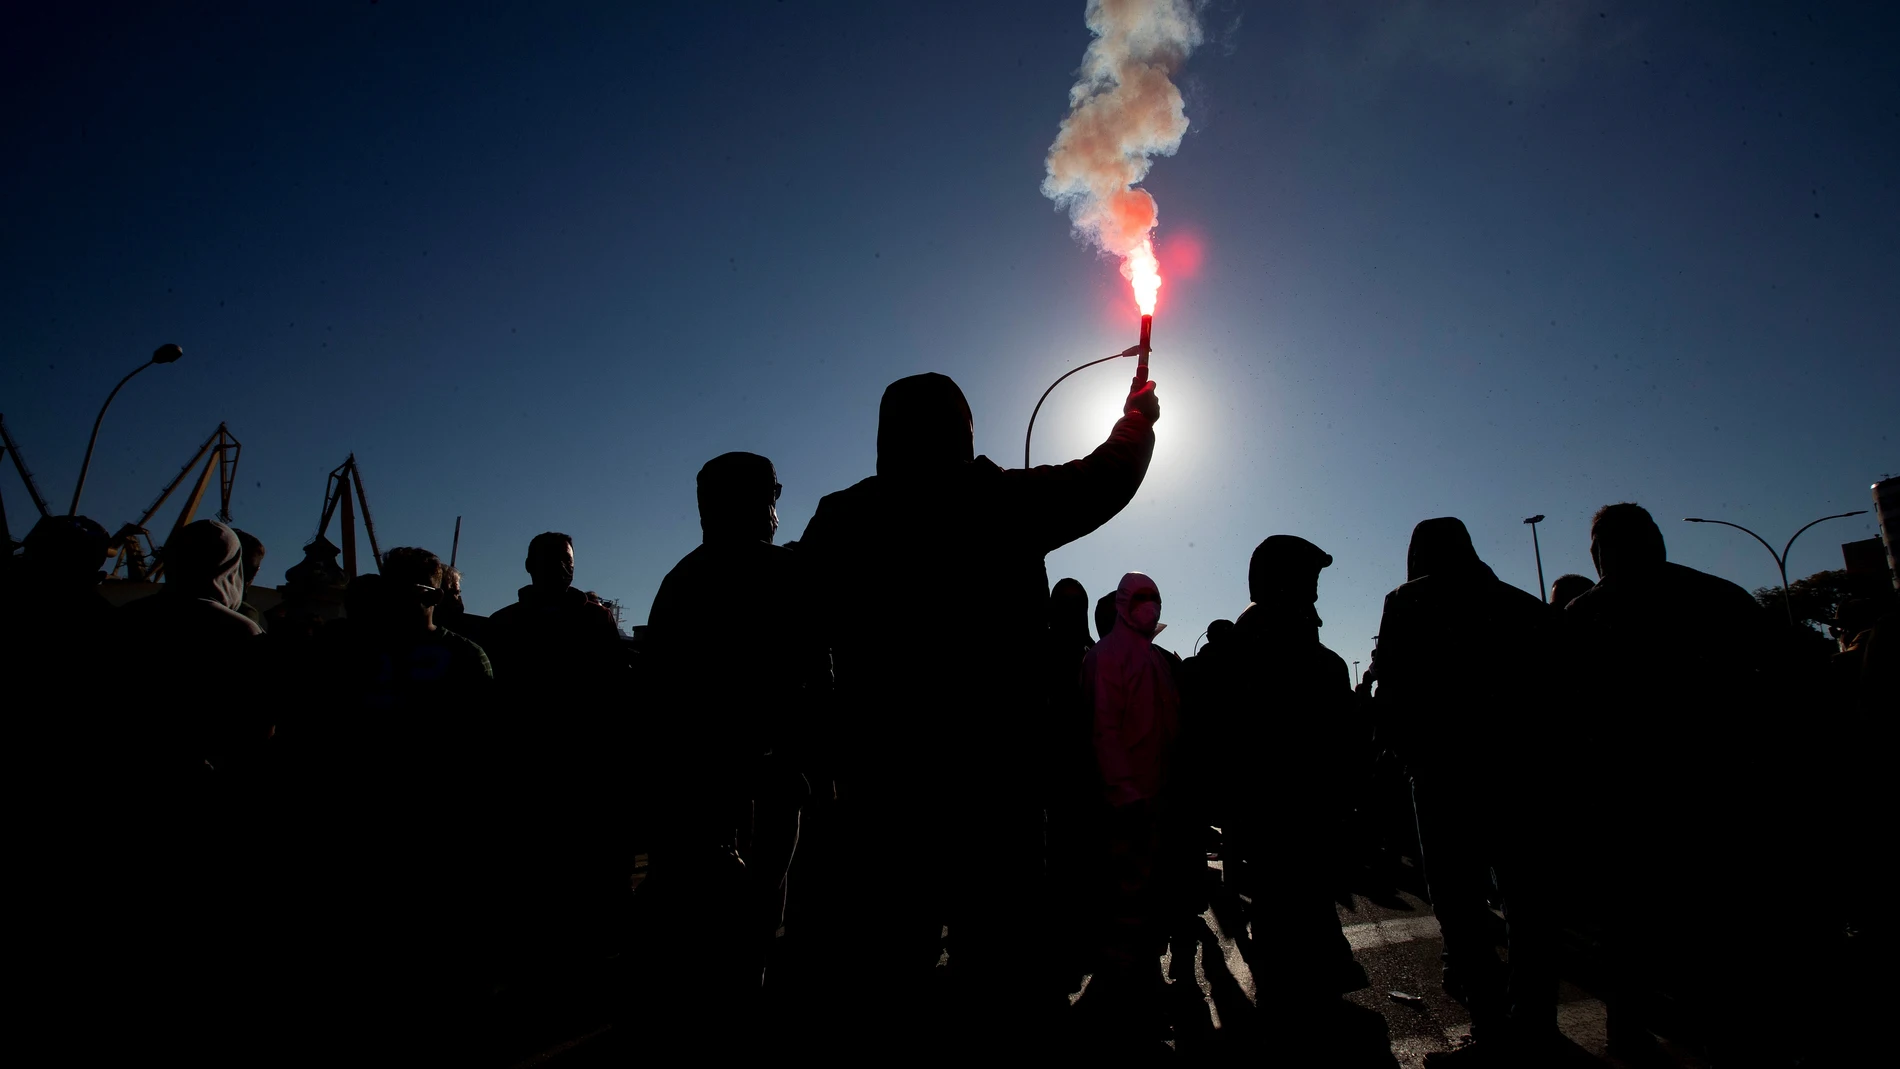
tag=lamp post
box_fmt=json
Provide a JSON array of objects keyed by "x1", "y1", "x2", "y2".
[
  {"x1": 1523, "y1": 515, "x2": 1546, "y2": 603},
  {"x1": 69, "y1": 344, "x2": 184, "y2": 516},
  {"x1": 1683, "y1": 511, "x2": 1869, "y2": 628}
]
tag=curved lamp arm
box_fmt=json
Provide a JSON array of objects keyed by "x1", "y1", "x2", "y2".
[
  {"x1": 1781, "y1": 510, "x2": 1868, "y2": 564},
  {"x1": 1024, "y1": 348, "x2": 1138, "y2": 468},
  {"x1": 1684, "y1": 517, "x2": 1783, "y2": 567}
]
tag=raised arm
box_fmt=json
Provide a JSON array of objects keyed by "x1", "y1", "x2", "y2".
[{"x1": 1003, "y1": 380, "x2": 1159, "y2": 555}]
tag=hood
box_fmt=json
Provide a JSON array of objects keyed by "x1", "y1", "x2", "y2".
[
  {"x1": 1114, "y1": 571, "x2": 1166, "y2": 639},
  {"x1": 1050, "y1": 577, "x2": 1094, "y2": 648},
  {"x1": 164, "y1": 519, "x2": 247, "y2": 611},
  {"x1": 876, "y1": 373, "x2": 974, "y2": 478},
  {"x1": 698, "y1": 451, "x2": 779, "y2": 543},
  {"x1": 1406, "y1": 517, "x2": 1483, "y2": 582}
]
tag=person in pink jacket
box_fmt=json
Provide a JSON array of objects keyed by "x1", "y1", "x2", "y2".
[{"x1": 1080, "y1": 571, "x2": 1190, "y2": 1028}]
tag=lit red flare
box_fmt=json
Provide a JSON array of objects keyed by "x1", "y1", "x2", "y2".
[{"x1": 1123, "y1": 237, "x2": 1161, "y2": 316}]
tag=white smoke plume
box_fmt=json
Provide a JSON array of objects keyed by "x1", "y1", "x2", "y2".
[{"x1": 1042, "y1": 0, "x2": 1202, "y2": 274}]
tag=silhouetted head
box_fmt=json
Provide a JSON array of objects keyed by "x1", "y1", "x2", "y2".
[
  {"x1": 22, "y1": 514, "x2": 110, "y2": 589},
  {"x1": 285, "y1": 535, "x2": 344, "y2": 594},
  {"x1": 164, "y1": 520, "x2": 247, "y2": 611},
  {"x1": 1406, "y1": 517, "x2": 1481, "y2": 582},
  {"x1": 382, "y1": 546, "x2": 446, "y2": 632},
  {"x1": 697, "y1": 452, "x2": 781, "y2": 544},
  {"x1": 1249, "y1": 534, "x2": 1333, "y2": 607},
  {"x1": 1206, "y1": 618, "x2": 1236, "y2": 647},
  {"x1": 233, "y1": 529, "x2": 266, "y2": 587},
  {"x1": 877, "y1": 373, "x2": 973, "y2": 479},
  {"x1": 1050, "y1": 577, "x2": 1092, "y2": 644},
  {"x1": 1095, "y1": 591, "x2": 1117, "y2": 642},
  {"x1": 1115, "y1": 572, "x2": 1164, "y2": 639},
  {"x1": 526, "y1": 531, "x2": 575, "y2": 590},
  {"x1": 1589, "y1": 503, "x2": 1666, "y2": 580},
  {"x1": 437, "y1": 564, "x2": 466, "y2": 623},
  {"x1": 1550, "y1": 573, "x2": 1595, "y2": 608},
  {"x1": 343, "y1": 572, "x2": 389, "y2": 626},
  {"x1": 1830, "y1": 598, "x2": 1883, "y2": 650}
]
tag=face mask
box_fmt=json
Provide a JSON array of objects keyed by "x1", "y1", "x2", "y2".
[{"x1": 1128, "y1": 601, "x2": 1161, "y2": 635}]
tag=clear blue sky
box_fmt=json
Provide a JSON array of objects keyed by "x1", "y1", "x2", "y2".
[{"x1": 4, "y1": 2, "x2": 1894, "y2": 666}]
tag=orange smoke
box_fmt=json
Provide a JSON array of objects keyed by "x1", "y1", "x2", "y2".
[{"x1": 1042, "y1": 0, "x2": 1200, "y2": 317}]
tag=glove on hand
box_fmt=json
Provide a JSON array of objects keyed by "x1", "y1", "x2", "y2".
[{"x1": 1126, "y1": 379, "x2": 1160, "y2": 424}]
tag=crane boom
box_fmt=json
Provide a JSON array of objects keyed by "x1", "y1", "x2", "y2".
[
  {"x1": 1, "y1": 413, "x2": 53, "y2": 551},
  {"x1": 108, "y1": 423, "x2": 242, "y2": 579},
  {"x1": 0, "y1": 414, "x2": 53, "y2": 517},
  {"x1": 312, "y1": 453, "x2": 383, "y2": 579}
]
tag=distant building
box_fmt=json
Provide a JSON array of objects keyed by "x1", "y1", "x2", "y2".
[
  {"x1": 1841, "y1": 537, "x2": 1887, "y2": 578},
  {"x1": 1876, "y1": 477, "x2": 1900, "y2": 592}
]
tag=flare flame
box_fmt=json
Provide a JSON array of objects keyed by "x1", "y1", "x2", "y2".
[{"x1": 1124, "y1": 237, "x2": 1160, "y2": 316}]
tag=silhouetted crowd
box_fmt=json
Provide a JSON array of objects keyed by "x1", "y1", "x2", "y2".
[{"x1": 2, "y1": 372, "x2": 1891, "y2": 1067}]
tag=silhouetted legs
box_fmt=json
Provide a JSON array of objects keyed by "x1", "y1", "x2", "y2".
[{"x1": 1412, "y1": 775, "x2": 1555, "y2": 1048}]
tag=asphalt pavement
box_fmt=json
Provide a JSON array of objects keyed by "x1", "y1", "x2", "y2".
[{"x1": 503, "y1": 853, "x2": 1741, "y2": 1068}]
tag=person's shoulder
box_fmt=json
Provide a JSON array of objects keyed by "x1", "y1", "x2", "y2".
[
  {"x1": 803, "y1": 478, "x2": 879, "y2": 531},
  {"x1": 818, "y1": 476, "x2": 880, "y2": 507},
  {"x1": 655, "y1": 546, "x2": 705, "y2": 587},
  {"x1": 1492, "y1": 577, "x2": 1548, "y2": 616},
  {"x1": 1664, "y1": 560, "x2": 1751, "y2": 596},
  {"x1": 1384, "y1": 575, "x2": 1433, "y2": 607},
  {"x1": 433, "y1": 626, "x2": 494, "y2": 667},
  {"x1": 433, "y1": 625, "x2": 484, "y2": 652},
  {"x1": 1564, "y1": 580, "x2": 1607, "y2": 615},
  {"x1": 208, "y1": 600, "x2": 264, "y2": 636}
]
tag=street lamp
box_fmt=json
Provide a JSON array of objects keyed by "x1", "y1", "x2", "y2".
[
  {"x1": 1683, "y1": 511, "x2": 1869, "y2": 628},
  {"x1": 1523, "y1": 515, "x2": 1546, "y2": 603},
  {"x1": 68, "y1": 343, "x2": 183, "y2": 516}
]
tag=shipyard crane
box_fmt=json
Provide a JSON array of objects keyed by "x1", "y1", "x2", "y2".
[
  {"x1": 107, "y1": 423, "x2": 242, "y2": 581},
  {"x1": 1, "y1": 413, "x2": 53, "y2": 552},
  {"x1": 313, "y1": 454, "x2": 382, "y2": 579}
]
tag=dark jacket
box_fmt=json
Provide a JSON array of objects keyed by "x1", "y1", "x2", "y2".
[
  {"x1": 647, "y1": 539, "x2": 830, "y2": 788},
  {"x1": 1563, "y1": 560, "x2": 1767, "y2": 763},
  {"x1": 1188, "y1": 602, "x2": 1356, "y2": 823},
  {"x1": 798, "y1": 376, "x2": 1154, "y2": 798},
  {"x1": 487, "y1": 584, "x2": 620, "y2": 683},
  {"x1": 1374, "y1": 519, "x2": 1550, "y2": 776}
]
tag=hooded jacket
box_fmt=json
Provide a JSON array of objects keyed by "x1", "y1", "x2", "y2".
[
  {"x1": 1084, "y1": 573, "x2": 1181, "y2": 807},
  {"x1": 799, "y1": 373, "x2": 1154, "y2": 794},
  {"x1": 120, "y1": 520, "x2": 261, "y2": 641},
  {"x1": 1373, "y1": 517, "x2": 1549, "y2": 770},
  {"x1": 117, "y1": 520, "x2": 263, "y2": 770}
]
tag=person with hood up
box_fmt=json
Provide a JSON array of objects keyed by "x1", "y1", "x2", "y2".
[
  {"x1": 645, "y1": 451, "x2": 827, "y2": 1004},
  {"x1": 795, "y1": 370, "x2": 1157, "y2": 1047},
  {"x1": 1374, "y1": 517, "x2": 1555, "y2": 1067},
  {"x1": 1186, "y1": 535, "x2": 1369, "y2": 1005},
  {"x1": 118, "y1": 519, "x2": 266, "y2": 773},
  {"x1": 105, "y1": 519, "x2": 269, "y2": 1062},
  {"x1": 1080, "y1": 571, "x2": 1194, "y2": 1026}
]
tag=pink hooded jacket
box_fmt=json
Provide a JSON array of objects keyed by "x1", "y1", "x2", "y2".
[{"x1": 1084, "y1": 572, "x2": 1181, "y2": 807}]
